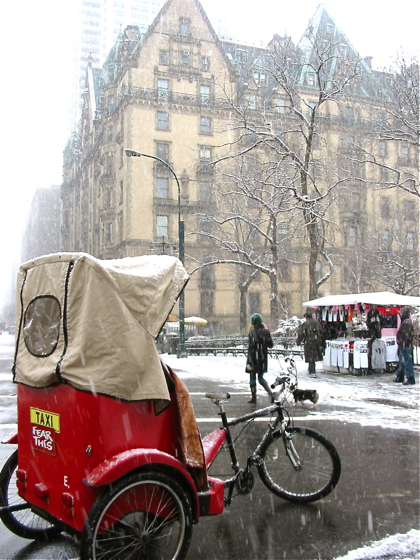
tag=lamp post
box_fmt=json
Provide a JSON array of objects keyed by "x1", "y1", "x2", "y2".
[{"x1": 125, "y1": 148, "x2": 187, "y2": 358}]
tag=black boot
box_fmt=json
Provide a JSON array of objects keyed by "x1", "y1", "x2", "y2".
[
  {"x1": 248, "y1": 386, "x2": 257, "y2": 404},
  {"x1": 260, "y1": 378, "x2": 274, "y2": 403}
]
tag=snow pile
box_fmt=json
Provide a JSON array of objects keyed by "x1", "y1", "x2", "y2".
[{"x1": 334, "y1": 529, "x2": 420, "y2": 559}]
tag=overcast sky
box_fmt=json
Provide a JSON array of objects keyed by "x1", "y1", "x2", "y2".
[{"x1": 0, "y1": 0, "x2": 418, "y2": 311}]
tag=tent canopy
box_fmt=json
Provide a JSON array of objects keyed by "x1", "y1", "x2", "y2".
[
  {"x1": 185, "y1": 316, "x2": 207, "y2": 326},
  {"x1": 13, "y1": 252, "x2": 189, "y2": 401},
  {"x1": 303, "y1": 291, "x2": 420, "y2": 308}
]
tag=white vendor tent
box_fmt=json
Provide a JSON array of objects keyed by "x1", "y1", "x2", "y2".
[{"x1": 303, "y1": 291, "x2": 420, "y2": 308}]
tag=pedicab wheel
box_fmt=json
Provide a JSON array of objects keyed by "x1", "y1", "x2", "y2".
[
  {"x1": 81, "y1": 471, "x2": 193, "y2": 560},
  {"x1": 258, "y1": 426, "x2": 341, "y2": 503},
  {"x1": 0, "y1": 450, "x2": 61, "y2": 540}
]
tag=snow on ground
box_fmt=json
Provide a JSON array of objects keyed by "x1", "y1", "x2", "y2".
[
  {"x1": 334, "y1": 529, "x2": 420, "y2": 560},
  {"x1": 163, "y1": 353, "x2": 420, "y2": 432}
]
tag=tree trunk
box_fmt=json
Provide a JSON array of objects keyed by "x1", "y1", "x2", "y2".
[{"x1": 239, "y1": 288, "x2": 248, "y2": 334}]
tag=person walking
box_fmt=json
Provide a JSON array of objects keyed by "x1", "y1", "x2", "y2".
[
  {"x1": 394, "y1": 306, "x2": 415, "y2": 386},
  {"x1": 296, "y1": 312, "x2": 326, "y2": 378},
  {"x1": 246, "y1": 313, "x2": 273, "y2": 404}
]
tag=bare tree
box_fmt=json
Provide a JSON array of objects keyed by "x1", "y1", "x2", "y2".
[
  {"x1": 337, "y1": 194, "x2": 419, "y2": 295},
  {"x1": 196, "y1": 19, "x2": 366, "y2": 325},
  {"x1": 191, "y1": 153, "x2": 295, "y2": 330},
  {"x1": 360, "y1": 55, "x2": 419, "y2": 197}
]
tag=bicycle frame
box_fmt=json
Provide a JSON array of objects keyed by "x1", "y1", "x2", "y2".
[{"x1": 206, "y1": 396, "x2": 291, "y2": 506}]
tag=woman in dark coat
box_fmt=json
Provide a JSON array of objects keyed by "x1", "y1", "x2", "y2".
[
  {"x1": 296, "y1": 312, "x2": 326, "y2": 378},
  {"x1": 246, "y1": 313, "x2": 273, "y2": 404}
]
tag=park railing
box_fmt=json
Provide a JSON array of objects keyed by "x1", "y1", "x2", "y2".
[{"x1": 183, "y1": 336, "x2": 304, "y2": 358}]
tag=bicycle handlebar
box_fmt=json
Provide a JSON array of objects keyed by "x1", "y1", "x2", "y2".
[
  {"x1": 271, "y1": 375, "x2": 291, "y2": 389},
  {"x1": 205, "y1": 392, "x2": 231, "y2": 401}
]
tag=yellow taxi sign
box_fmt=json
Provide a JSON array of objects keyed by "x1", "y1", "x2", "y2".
[{"x1": 30, "y1": 407, "x2": 60, "y2": 433}]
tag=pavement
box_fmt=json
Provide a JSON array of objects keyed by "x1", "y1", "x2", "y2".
[{"x1": 0, "y1": 335, "x2": 419, "y2": 559}]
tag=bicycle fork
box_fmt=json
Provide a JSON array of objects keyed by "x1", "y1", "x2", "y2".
[{"x1": 254, "y1": 413, "x2": 303, "y2": 472}]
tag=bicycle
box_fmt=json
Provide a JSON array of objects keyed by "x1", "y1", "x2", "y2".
[{"x1": 204, "y1": 373, "x2": 341, "y2": 506}]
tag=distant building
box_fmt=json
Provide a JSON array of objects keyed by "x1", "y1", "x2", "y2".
[
  {"x1": 68, "y1": 0, "x2": 166, "y2": 132},
  {"x1": 62, "y1": 0, "x2": 418, "y2": 333},
  {"x1": 21, "y1": 187, "x2": 62, "y2": 262}
]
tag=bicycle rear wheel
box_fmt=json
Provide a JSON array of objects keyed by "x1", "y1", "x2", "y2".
[{"x1": 258, "y1": 426, "x2": 341, "y2": 503}]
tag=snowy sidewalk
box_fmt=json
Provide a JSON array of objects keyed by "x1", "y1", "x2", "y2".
[{"x1": 164, "y1": 354, "x2": 420, "y2": 432}]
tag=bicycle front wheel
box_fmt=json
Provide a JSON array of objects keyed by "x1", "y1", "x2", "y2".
[{"x1": 258, "y1": 426, "x2": 341, "y2": 503}]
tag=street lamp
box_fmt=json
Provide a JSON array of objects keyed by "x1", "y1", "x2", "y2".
[{"x1": 125, "y1": 148, "x2": 187, "y2": 358}]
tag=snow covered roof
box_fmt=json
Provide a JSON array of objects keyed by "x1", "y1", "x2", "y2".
[{"x1": 303, "y1": 291, "x2": 420, "y2": 308}]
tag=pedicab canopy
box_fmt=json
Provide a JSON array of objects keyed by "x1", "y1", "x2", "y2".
[{"x1": 13, "y1": 252, "x2": 189, "y2": 402}]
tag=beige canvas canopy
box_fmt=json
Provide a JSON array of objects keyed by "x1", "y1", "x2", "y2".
[{"x1": 13, "y1": 253, "x2": 189, "y2": 401}]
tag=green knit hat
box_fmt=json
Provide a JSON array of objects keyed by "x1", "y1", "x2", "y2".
[{"x1": 251, "y1": 313, "x2": 262, "y2": 325}]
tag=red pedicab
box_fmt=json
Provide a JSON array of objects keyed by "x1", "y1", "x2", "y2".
[{"x1": 0, "y1": 252, "x2": 226, "y2": 560}]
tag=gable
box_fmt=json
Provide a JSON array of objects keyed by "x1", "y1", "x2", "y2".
[{"x1": 129, "y1": 0, "x2": 235, "y2": 86}]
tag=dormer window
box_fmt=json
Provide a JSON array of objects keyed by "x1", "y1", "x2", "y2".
[
  {"x1": 307, "y1": 73, "x2": 316, "y2": 87},
  {"x1": 235, "y1": 49, "x2": 248, "y2": 62}
]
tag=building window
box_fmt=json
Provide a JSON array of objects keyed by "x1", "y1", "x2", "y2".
[
  {"x1": 253, "y1": 72, "x2": 266, "y2": 85},
  {"x1": 119, "y1": 180, "x2": 124, "y2": 205},
  {"x1": 105, "y1": 222, "x2": 113, "y2": 245},
  {"x1": 382, "y1": 229, "x2": 389, "y2": 248},
  {"x1": 157, "y1": 79, "x2": 169, "y2": 101},
  {"x1": 348, "y1": 225, "x2": 356, "y2": 247},
  {"x1": 202, "y1": 55, "x2": 210, "y2": 72},
  {"x1": 156, "y1": 215, "x2": 168, "y2": 237},
  {"x1": 379, "y1": 141, "x2": 386, "y2": 157},
  {"x1": 275, "y1": 98, "x2": 285, "y2": 114},
  {"x1": 200, "y1": 85, "x2": 210, "y2": 106},
  {"x1": 401, "y1": 145, "x2": 409, "y2": 163},
  {"x1": 352, "y1": 192, "x2": 360, "y2": 213},
  {"x1": 345, "y1": 106, "x2": 354, "y2": 123},
  {"x1": 118, "y1": 211, "x2": 123, "y2": 243},
  {"x1": 200, "y1": 267, "x2": 215, "y2": 289},
  {"x1": 180, "y1": 49, "x2": 190, "y2": 66},
  {"x1": 198, "y1": 181, "x2": 212, "y2": 201},
  {"x1": 159, "y1": 50, "x2": 168, "y2": 65},
  {"x1": 407, "y1": 232, "x2": 415, "y2": 251},
  {"x1": 199, "y1": 145, "x2": 211, "y2": 161},
  {"x1": 404, "y1": 199, "x2": 416, "y2": 219},
  {"x1": 234, "y1": 49, "x2": 248, "y2": 62},
  {"x1": 248, "y1": 94, "x2": 256, "y2": 109},
  {"x1": 307, "y1": 73, "x2": 316, "y2": 87},
  {"x1": 380, "y1": 167, "x2": 389, "y2": 183},
  {"x1": 200, "y1": 116, "x2": 211, "y2": 134},
  {"x1": 157, "y1": 111, "x2": 169, "y2": 130},
  {"x1": 405, "y1": 178, "x2": 416, "y2": 193},
  {"x1": 380, "y1": 198, "x2": 390, "y2": 219},
  {"x1": 179, "y1": 17, "x2": 190, "y2": 36},
  {"x1": 248, "y1": 292, "x2": 261, "y2": 315},
  {"x1": 200, "y1": 291, "x2": 214, "y2": 318},
  {"x1": 156, "y1": 142, "x2": 170, "y2": 163},
  {"x1": 156, "y1": 177, "x2": 169, "y2": 198}
]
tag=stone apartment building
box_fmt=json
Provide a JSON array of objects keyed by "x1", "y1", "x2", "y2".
[{"x1": 62, "y1": 0, "x2": 419, "y2": 333}]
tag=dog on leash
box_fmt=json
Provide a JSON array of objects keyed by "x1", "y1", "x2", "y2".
[{"x1": 290, "y1": 385, "x2": 319, "y2": 404}]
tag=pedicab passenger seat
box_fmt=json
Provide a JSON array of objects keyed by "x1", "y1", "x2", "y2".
[{"x1": 161, "y1": 362, "x2": 225, "y2": 516}]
